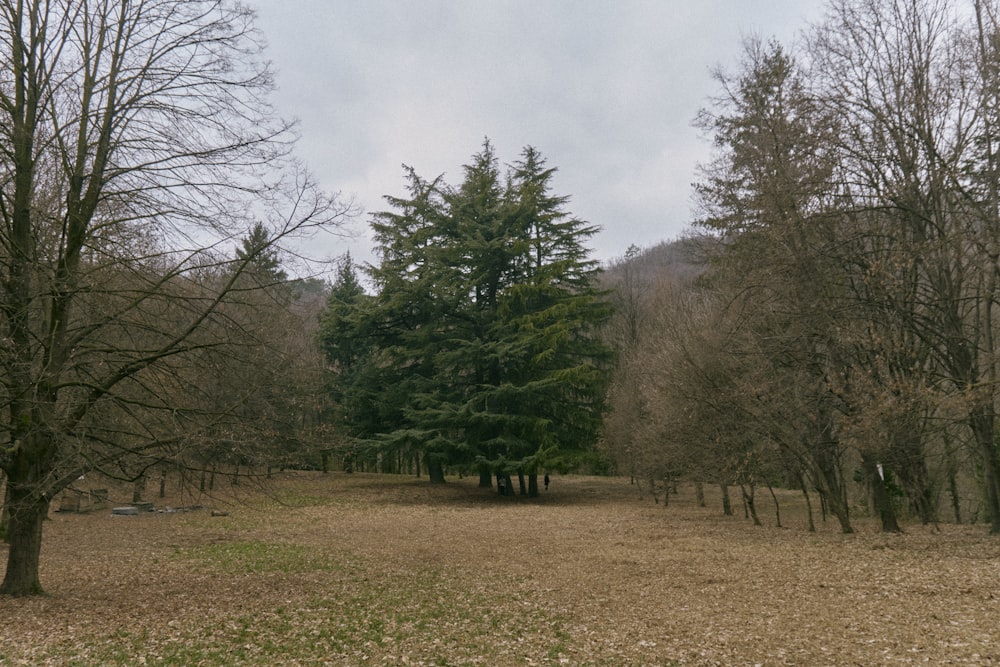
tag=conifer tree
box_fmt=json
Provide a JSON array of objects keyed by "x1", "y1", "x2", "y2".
[{"x1": 323, "y1": 142, "x2": 612, "y2": 489}]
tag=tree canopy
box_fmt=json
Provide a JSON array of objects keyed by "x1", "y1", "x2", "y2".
[{"x1": 319, "y1": 141, "x2": 612, "y2": 490}]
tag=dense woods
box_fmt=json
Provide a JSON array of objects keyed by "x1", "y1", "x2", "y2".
[{"x1": 603, "y1": 0, "x2": 1000, "y2": 535}]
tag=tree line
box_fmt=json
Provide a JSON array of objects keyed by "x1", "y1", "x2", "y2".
[
  {"x1": 0, "y1": 0, "x2": 348, "y2": 596},
  {"x1": 603, "y1": 0, "x2": 1000, "y2": 535}
]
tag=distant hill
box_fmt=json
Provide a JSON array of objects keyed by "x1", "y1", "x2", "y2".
[{"x1": 600, "y1": 234, "x2": 707, "y2": 287}]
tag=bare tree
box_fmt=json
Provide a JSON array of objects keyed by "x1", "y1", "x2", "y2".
[
  {"x1": 810, "y1": 0, "x2": 1000, "y2": 531},
  {"x1": 692, "y1": 36, "x2": 860, "y2": 532},
  {"x1": 0, "y1": 0, "x2": 349, "y2": 595}
]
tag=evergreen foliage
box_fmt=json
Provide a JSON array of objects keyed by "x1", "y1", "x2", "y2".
[{"x1": 319, "y1": 142, "x2": 612, "y2": 486}]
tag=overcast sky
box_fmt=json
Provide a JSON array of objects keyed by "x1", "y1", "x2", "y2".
[{"x1": 249, "y1": 1, "x2": 827, "y2": 268}]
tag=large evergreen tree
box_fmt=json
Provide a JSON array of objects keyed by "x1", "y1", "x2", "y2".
[{"x1": 321, "y1": 142, "x2": 611, "y2": 491}]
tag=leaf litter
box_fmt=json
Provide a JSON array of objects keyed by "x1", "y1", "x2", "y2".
[{"x1": 0, "y1": 472, "x2": 998, "y2": 665}]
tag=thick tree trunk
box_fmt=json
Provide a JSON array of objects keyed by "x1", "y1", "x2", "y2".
[
  {"x1": 969, "y1": 406, "x2": 1000, "y2": 533},
  {"x1": 427, "y1": 457, "x2": 445, "y2": 484},
  {"x1": 0, "y1": 484, "x2": 10, "y2": 542},
  {"x1": 528, "y1": 473, "x2": 538, "y2": 497},
  {"x1": 863, "y1": 455, "x2": 901, "y2": 533},
  {"x1": 517, "y1": 470, "x2": 526, "y2": 495},
  {"x1": 0, "y1": 486, "x2": 49, "y2": 596},
  {"x1": 720, "y1": 483, "x2": 733, "y2": 516},
  {"x1": 891, "y1": 429, "x2": 938, "y2": 526},
  {"x1": 132, "y1": 474, "x2": 146, "y2": 503}
]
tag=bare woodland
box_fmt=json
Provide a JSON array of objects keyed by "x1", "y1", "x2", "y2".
[
  {"x1": 0, "y1": 0, "x2": 348, "y2": 596},
  {"x1": 603, "y1": 0, "x2": 1000, "y2": 537}
]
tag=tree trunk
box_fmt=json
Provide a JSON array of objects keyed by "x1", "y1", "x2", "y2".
[
  {"x1": 528, "y1": 473, "x2": 539, "y2": 497},
  {"x1": 969, "y1": 406, "x2": 1000, "y2": 533},
  {"x1": 517, "y1": 470, "x2": 527, "y2": 495},
  {"x1": 812, "y1": 449, "x2": 853, "y2": 533},
  {"x1": 0, "y1": 484, "x2": 10, "y2": 542},
  {"x1": 132, "y1": 474, "x2": 146, "y2": 503},
  {"x1": 741, "y1": 483, "x2": 761, "y2": 526},
  {"x1": 892, "y1": 430, "x2": 938, "y2": 526},
  {"x1": 720, "y1": 483, "x2": 733, "y2": 516},
  {"x1": 694, "y1": 480, "x2": 706, "y2": 507},
  {"x1": 427, "y1": 457, "x2": 445, "y2": 484},
  {"x1": 863, "y1": 455, "x2": 901, "y2": 533},
  {"x1": 800, "y1": 472, "x2": 816, "y2": 533},
  {"x1": 944, "y1": 433, "x2": 962, "y2": 524},
  {"x1": 0, "y1": 486, "x2": 49, "y2": 596},
  {"x1": 766, "y1": 481, "x2": 781, "y2": 528},
  {"x1": 905, "y1": 472, "x2": 937, "y2": 527}
]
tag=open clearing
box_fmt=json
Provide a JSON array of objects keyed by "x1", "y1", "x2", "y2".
[{"x1": 1, "y1": 472, "x2": 999, "y2": 666}]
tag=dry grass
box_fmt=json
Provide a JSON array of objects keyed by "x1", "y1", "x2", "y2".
[{"x1": 1, "y1": 472, "x2": 999, "y2": 666}]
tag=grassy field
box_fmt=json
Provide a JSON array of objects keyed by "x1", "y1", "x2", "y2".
[{"x1": 1, "y1": 472, "x2": 998, "y2": 666}]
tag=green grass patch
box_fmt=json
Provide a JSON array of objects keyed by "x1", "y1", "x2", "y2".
[
  {"x1": 176, "y1": 540, "x2": 333, "y2": 574},
  {"x1": 37, "y1": 575, "x2": 572, "y2": 667}
]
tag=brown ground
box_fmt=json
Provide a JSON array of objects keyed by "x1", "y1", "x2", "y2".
[{"x1": 1, "y1": 472, "x2": 999, "y2": 666}]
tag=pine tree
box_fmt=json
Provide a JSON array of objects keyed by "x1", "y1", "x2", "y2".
[{"x1": 236, "y1": 221, "x2": 288, "y2": 285}]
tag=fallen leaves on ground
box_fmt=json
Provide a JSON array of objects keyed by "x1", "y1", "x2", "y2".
[{"x1": 0, "y1": 473, "x2": 998, "y2": 666}]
